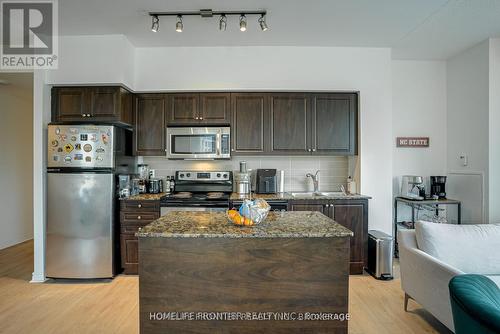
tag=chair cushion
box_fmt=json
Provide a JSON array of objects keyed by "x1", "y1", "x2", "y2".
[
  {"x1": 449, "y1": 274, "x2": 500, "y2": 334},
  {"x1": 415, "y1": 221, "x2": 500, "y2": 274}
]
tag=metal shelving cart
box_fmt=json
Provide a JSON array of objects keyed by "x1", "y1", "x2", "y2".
[{"x1": 393, "y1": 196, "x2": 462, "y2": 257}]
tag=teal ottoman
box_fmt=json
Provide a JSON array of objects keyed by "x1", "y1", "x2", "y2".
[{"x1": 449, "y1": 274, "x2": 500, "y2": 334}]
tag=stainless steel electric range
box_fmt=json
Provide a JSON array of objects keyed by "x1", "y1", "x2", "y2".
[{"x1": 160, "y1": 171, "x2": 233, "y2": 215}]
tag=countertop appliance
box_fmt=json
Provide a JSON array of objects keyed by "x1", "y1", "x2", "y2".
[
  {"x1": 256, "y1": 169, "x2": 277, "y2": 194},
  {"x1": 166, "y1": 127, "x2": 230, "y2": 160},
  {"x1": 430, "y1": 176, "x2": 447, "y2": 199},
  {"x1": 234, "y1": 161, "x2": 251, "y2": 195},
  {"x1": 400, "y1": 175, "x2": 425, "y2": 200},
  {"x1": 367, "y1": 230, "x2": 394, "y2": 280},
  {"x1": 160, "y1": 171, "x2": 232, "y2": 215},
  {"x1": 46, "y1": 124, "x2": 136, "y2": 279}
]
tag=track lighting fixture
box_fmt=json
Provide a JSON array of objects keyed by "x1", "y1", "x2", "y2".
[
  {"x1": 175, "y1": 15, "x2": 183, "y2": 32},
  {"x1": 148, "y1": 9, "x2": 268, "y2": 33},
  {"x1": 219, "y1": 14, "x2": 227, "y2": 31},
  {"x1": 151, "y1": 15, "x2": 159, "y2": 32},
  {"x1": 239, "y1": 14, "x2": 247, "y2": 32},
  {"x1": 258, "y1": 14, "x2": 268, "y2": 31}
]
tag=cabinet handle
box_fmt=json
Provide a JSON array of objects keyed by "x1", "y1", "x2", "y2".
[
  {"x1": 231, "y1": 148, "x2": 235, "y2": 152},
  {"x1": 137, "y1": 204, "x2": 142, "y2": 208},
  {"x1": 137, "y1": 215, "x2": 142, "y2": 220},
  {"x1": 312, "y1": 149, "x2": 316, "y2": 152},
  {"x1": 199, "y1": 117, "x2": 203, "y2": 120},
  {"x1": 195, "y1": 116, "x2": 199, "y2": 120},
  {"x1": 82, "y1": 114, "x2": 87, "y2": 117}
]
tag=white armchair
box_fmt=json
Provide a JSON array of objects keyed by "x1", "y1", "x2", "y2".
[{"x1": 398, "y1": 221, "x2": 500, "y2": 332}]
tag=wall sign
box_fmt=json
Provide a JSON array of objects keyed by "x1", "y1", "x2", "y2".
[{"x1": 396, "y1": 137, "x2": 429, "y2": 147}]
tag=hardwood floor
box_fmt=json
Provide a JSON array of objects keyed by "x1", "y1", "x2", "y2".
[{"x1": 0, "y1": 240, "x2": 451, "y2": 334}]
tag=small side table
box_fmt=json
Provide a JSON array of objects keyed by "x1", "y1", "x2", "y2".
[{"x1": 394, "y1": 197, "x2": 462, "y2": 257}]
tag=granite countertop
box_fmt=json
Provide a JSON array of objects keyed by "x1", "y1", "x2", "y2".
[
  {"x1": 136, "y1": 211, "x2": 353, "y2": 238},
  {"x1": 230, "y1": 192, "x2": 371, "y2": 201},
  {"x1": 121, "y1": 192, "x2": 166, "y2": 201}
]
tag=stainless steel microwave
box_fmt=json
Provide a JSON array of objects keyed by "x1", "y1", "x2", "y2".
[{"x1": 166, "y1": 127, "x2": 231, "y2": 160}]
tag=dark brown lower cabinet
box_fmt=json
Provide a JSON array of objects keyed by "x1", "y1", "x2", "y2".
[
  {"x1": 291, "y1": 199, "x2": 368, "y2": 274},
  {"x1": 120, "y1": 233, "x2": 139, "y2": 274},
  {"x1": 119, "y1": 200, "x2": 160, "y2": 274}
]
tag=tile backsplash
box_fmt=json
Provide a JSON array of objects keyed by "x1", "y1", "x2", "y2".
[{"x1": 142, "y1": 156, "x2": 350, "y2": 192}]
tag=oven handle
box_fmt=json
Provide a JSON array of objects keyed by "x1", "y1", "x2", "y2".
[{"x1": 216, "y1": 133, "x2": 221, "y2": 156}]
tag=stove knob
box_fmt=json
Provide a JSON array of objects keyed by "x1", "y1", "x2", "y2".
[
  {"x1": 180, "y1": 173, "x2": 185, "y2": 178},
  {"x1": 186, "y1": 173, "x2": 191, "y2": 177},
  {"x1": 223, "y1": 173, "x2": 228, "y2": 178},
  {"x1": 217, "y1": 173, "x2": 221, "y2": 178}
]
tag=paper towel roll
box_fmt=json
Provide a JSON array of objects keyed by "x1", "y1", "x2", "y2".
[{"x1": 279, "y1": 170, "x2": 285, "y2": 193}]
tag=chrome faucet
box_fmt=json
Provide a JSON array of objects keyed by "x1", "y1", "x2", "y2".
[{"x1": 306, "y1": 170, "x2": 320, "y2": 194}]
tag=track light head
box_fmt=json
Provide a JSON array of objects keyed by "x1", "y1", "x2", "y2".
[
  {"x1": 219, "y1": 14, "x2": 227, "y2": 31},
  {"x1": 176, "y1": 15, "x2": 183, "y2": 32},
  {"x1": 151, "y1": 15, "x2": 159, "y2": 32},
  {"x1": 239, "y1": 14, "x2": 247, "y2": 32},
  {"x1": 258, "y1": 14, "x2": 268, "y2": 31}
]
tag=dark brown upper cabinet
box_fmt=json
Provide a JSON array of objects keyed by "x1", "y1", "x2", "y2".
[
  {"x1": 52, "y1": 86, "x2": 133, "y2": 126},
  {"x1": 269, "y1": 93, "x2": 311, "y2": 154},
  {"x1": 134, "y1": 94, "x2": 166, "y2": 156},
  {"x1": 231, "y1": 93, "x2": 269, "y2": 155},
  {"x1": 167, "y1": 93, "x2": 230, "y2": 125},
  {"x1": 200, "y1": 93, "x2": 231, "y2": 124},
  {"x1": 311, "y1": 93, "x2": 357, "y2": 155},
  {"x1": 167, "y1": 93, "x2": 199, "y2": 124}
]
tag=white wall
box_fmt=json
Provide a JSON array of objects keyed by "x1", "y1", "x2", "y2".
[
  {"x1": 392, "y1": 60, "x2": 447, "y2": 221},
  {"x1": 447, "y1": 40, "x2": 490, "y2": 224},
  {"x1": 392, "y1": 60, "x2": 447, "y2": 188},
  {"x1": 488, "y1": 39, "x2": 500, "y2": 223},
  {"x1": 0, "y1": 73, "x2": 34, "y2": 249},
  {"x1": 46, "y1": 35, "x2": 134, "y2": 88},
  {"x1": 135, "y1": 46, "x2": 394, "y2": 233}
]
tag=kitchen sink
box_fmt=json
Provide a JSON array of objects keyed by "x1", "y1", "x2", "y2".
[
  {"x1": 318, "y1": 192, "x2": 346, "y2": 196},
  {"x1": 290, "y1": 192, "x2": 320, "y2": 197}
]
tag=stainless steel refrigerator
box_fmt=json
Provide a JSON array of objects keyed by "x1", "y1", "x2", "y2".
[{"x1": 46, "y1": 124, "x2": 136, "y2": 279}]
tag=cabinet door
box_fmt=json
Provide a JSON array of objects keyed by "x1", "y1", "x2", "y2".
[
  {"x1": 200, "y1": 93, "x2": 230, "y2": 124},
  {"x1": 290, "y1": 201, "x2": 326, "y2": 214},
  {"x1": 120, "y1": 88, "x2": 134, "y2": 126},
  {"x1": 120, "y1": 233, "x2": 138, "y2": 274},
  {"x1": 53, "y1": 87, "x2": 88, "y2": 121},
  {"x1": 134, "y1": 94, "x2": 166, "y2": 156},
  {"x1": 269, "y1": 94, "x2": 311, "y2": 154},
  {"x1": 231, "y1": 93, "x2": 269, "y2": 154},
  {"x1": 311, "y1": 93, "x2": 357, "y2": 155},
  {"x1": 89, "y1": 87, "x2": 120, "y2": 119},
  {"x1": 331, "y1": 202, "x2": 367, "y2": 274},
  {"x1": 167, "y1": 93, "x2": 200, "y2": 124}
]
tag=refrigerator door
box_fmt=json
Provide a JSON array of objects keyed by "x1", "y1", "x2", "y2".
[
  {"x1": 47, "y1": 124, "x2": 115, "y2": 169},
  {"x1": 46, "y1": 172, "x2": 115, "y2": 278}
]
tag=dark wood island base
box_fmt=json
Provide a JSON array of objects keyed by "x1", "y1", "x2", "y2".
[{"x1": 138, "y1": 211, "x2": 352, "y2": 334}]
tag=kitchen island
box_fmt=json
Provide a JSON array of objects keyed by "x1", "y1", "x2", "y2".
[{"x1": 137, "y1": 211, "x2": 353, "y2": 334}]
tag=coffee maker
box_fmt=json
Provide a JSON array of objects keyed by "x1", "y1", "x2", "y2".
[
  {"x1": 430, "y1": 176, "x2": 447, "y2": 199},
  {"x1": 256, "y1": 169, "x2": 277, "y2": 194}
]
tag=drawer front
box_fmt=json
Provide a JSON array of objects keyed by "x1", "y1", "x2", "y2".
[
  {"x1": 120, "y1": 200, "x2": 160, "y2": 212},
  {"x1": 120, "y1": 212, "x2": 159, "y2": 225},
  {"x1": 120, "y1": 225, "x2": 149, "y2": 234}
]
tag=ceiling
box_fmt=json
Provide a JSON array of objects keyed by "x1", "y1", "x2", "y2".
[{"x1": 58, "y1": 0, "x2": 500, "y2": 59}]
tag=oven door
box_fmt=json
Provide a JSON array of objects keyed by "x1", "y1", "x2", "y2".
[{"x1": 166, "y1": 127, "x2": 230, "y2": 160}]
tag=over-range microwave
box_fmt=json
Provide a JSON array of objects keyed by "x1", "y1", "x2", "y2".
[{"x1": 166, "y1": 127, "x2": 230, "y2": 160}]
